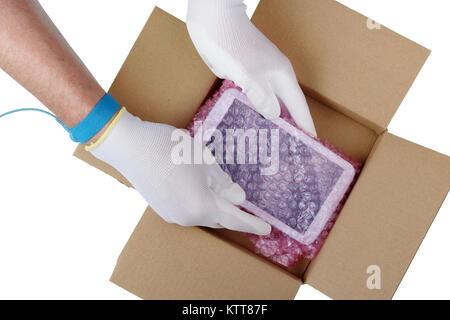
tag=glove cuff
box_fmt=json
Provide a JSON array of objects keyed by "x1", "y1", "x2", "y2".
[{"x1": 85, "y1": 106, "x2": 126, "y2": 151}]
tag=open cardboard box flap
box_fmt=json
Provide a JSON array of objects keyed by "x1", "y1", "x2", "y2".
[
  {"x1": 74, "y1": 1, "x2": 450, "y2": 299},
  {"x1": 111, "y1": 207, "x2": 301, "y2": 300},
  {"x1": 305, "y1": 132, "x2": 450, "y2": 299},
  {"x1": 252, "y1": 0, "x2": 431, "y2": 134}
]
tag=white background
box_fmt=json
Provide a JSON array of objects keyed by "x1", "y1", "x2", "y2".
[{"x1": 0, "y1": 0, "x2": 449, "y2": 300}]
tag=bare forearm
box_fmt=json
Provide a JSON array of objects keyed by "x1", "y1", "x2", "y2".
[{"x1": 0, "y1": 0, "x2": 105, "y2": 128}]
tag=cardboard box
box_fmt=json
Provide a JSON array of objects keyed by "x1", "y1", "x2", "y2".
[{"x1": 74, "y1": 0, "x2": 450, "y2": 299}]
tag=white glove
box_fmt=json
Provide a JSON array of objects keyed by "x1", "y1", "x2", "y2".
[
  {"x1": 88, "y1": 109, "x2": 271, "y2": 235},
  {"x1": 187, "y1": 0, "x2": 317, "y2": 136}
]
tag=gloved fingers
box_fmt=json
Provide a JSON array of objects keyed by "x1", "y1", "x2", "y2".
[
  {"x1": 216, "y1": 197, "x2": 271, "y2": 235},
  {"x1": 218, "y1": 182, "x2": 246, "y2": 205},
  {"x1": 242, "y1": 77, "x2": 281, "y2": 120},
  {"x1": 208, "y1": 164, "x2": 246, "y2": 205},
  {"x1": 270, "y1": 71, "x2": 317, "y2": 137}
]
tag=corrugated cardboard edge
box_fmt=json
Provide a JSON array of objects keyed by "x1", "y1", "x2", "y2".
[{"x1": 304, "y1": 132, "x2": 450, "y2": 299}]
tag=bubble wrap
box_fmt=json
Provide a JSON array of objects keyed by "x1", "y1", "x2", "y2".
[{"x1": 188, "y1": 80, "x2": 360, "y2": 267}]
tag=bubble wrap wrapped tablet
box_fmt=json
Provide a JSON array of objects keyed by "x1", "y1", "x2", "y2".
[{"x1": 188, "y1": 81, "x2": 360, "y2": 267}]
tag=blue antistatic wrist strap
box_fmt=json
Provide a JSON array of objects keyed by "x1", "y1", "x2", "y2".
[
  {"x1": 67, "y1": 93, "x2": 120, "y2": 143},
  {"x1": 0, "y1": 93, "x2": 120, "y2": 143}
]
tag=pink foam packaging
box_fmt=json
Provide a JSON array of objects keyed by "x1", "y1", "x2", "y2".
[{"x1": 188, "y1": 80, "x2": 360, "y2": 267}]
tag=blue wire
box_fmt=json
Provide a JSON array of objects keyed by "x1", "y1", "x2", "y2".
[
  {"x1": 0, "y1": 108, "x2": 69, "y2": 130},
  {"x1": 0, "y1": 108, "x2": 56, "y2": 119}
]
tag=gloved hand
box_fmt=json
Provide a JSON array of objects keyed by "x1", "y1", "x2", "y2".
[
  {"x1": 88, "y1": 108, "x2": 271, "y2": 235},
  {"x1": 187, "y1": 0, "x2": 317, "y2": 136}
]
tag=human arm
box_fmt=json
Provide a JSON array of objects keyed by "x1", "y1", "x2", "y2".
[{"x1": 0, "y1": 0, "x2": 270, "y2": 235}]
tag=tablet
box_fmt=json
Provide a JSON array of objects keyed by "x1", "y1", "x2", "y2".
[{"x1": 193, "y1": 88, "x2": 356, "y2": 245}]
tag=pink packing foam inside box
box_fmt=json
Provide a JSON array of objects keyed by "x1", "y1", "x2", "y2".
[{"x1": 188, "y1": 80, "x2": 361, "y2": 267}]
